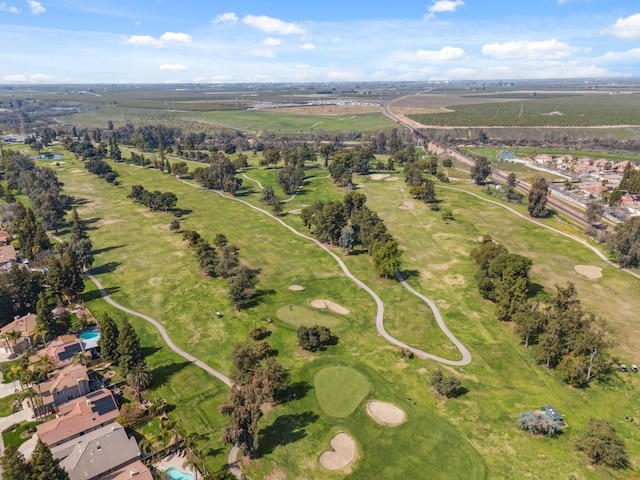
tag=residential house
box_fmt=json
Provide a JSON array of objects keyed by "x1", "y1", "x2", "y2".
[
  {"x1": 51, "y1": 422, "x2": 144, "y2": 480},
  {"x1": 0, "y1": 230, "x2": 11, "y2": 245},
  {"x1": 36, "y1": 364, "x2": 91, "y2": 414},
  {"x1": 30, "y1": 335, "x2": 91, "y2": 369},
  {"x1": 0, "y1": 313, "x2": 37, "y2": 354},
  {"x1": 534, "y1": 154, "x2": 553, "y2": 164},
  {"x1": 0, "y1": 244, "x2": 17, "y2": 271},
  {"x1": 36, "y1": 388, "x2": 120, "y2": 447}
]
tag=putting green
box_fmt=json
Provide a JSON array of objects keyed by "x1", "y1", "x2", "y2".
[
  {"x1": 314, "y1": 366, "x2": 371, "y2": 418},
  {"x1": 276, "y1": 305, "x2": 342, "y2": 328}
]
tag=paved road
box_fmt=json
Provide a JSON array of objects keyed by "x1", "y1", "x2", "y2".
[{"x1": 0, "y1": 400, "x2": 35, "y2": 477}]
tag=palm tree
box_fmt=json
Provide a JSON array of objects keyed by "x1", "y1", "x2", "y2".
[
  {"x1": 125, "y1": 361, "x2": 153, "y2": 402},
  {"x1": 4, "y1": 330, "x2": 22, "y2": 357},
  {"x1": 33, "y1": 323, "x2": 48, "y2": 348},
  {"x1": 7, "y1": 363, "x2": 25, "y2": 391}
]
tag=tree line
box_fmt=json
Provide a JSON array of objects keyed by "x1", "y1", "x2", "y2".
[
  {"x1": 128, "y1": 185, "x2": 178, "y2": 213},
  {"x1": 470, "y1": 236, "x2": 613, "y2": 387},
  {"x1": 301, "y1": 191, "x2": 402, "y2": 277},
  {"x1": 181, "y1": 230, "x2": 258, "y2": 310}
]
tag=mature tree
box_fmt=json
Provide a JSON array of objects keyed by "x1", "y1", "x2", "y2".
[
  {"x1": 608, "y1": 186, "x2": 622, "y2": 206},
  {"x1": 586, "y1": 200, "x2": 604, "y2": 226},
  {"x1": 277, "y1": 165, "x2": 305, "y2": 195},
  {"x1": 36, "y1": 292, "x2": 56, "y2": 341},
  {"x1": 0, "y1": 445, "x2": 30, "y2": 480},
  {"x1": 528, "y1": 177, "x2": 549, "y2": 218},
  {"x1": 372, "y1": 239, "x2": 402, "y2": 278},
  {"x1": 517, "y1": 411, "x2": 559, "y2": 436},
  {"x1": 410, "y1": 179, "x2": 437, "y2": 203},
  {"x1": 607, "y1": 217, "x2": 640, "y2": 267},
  {"x1": 117, "y1": 319, "x2": 144, "y2": 377},
  {"x1": 297, "y1": 325, "x2": 333, "y2": 351},
  {"x1": 248, "y1": 325, "x2": 268, "y2": 341},
  {"x1": 126, "y1": 360, "x2": 153, "y2": 402},
  {"x1": 470, "y1": 157, "x2": 492, "y2": 185},
  {"x1": 30, "y1": 439, "x2": 70, "y2": 480},
  {"x1": 228, "y1": 266, "x2": 256, "y2": 310},
  {"x1": 576, "y1": 419, "x2": 629, "y2": 469},
  {"x1": 431, "y1": 368, "x2": 462, "y2": 398},
  {"x1": 338, "y1": 224, "x2": 356, "y2": 255},
  {"x1": 98, "y1": 313, "x2": 120, "y2": 363}
]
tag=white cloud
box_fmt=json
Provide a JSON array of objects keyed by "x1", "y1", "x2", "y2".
[
  {"x1": 159, "y1": 32, "x2": 191, "y2": 43},
  {"x1": 296, "y1": 72, "x2": 314, "y2": 80},
  {"x1": 446, "y1": 67, "x2": 476, "y2": 78},
  {"x1": 327, "y1": 70, "x2": 358, "y2": 80},
  {"x1": 123, "y1": 32, "x2": 191, "y2": 47},
  {"x1": 263, "y1": 37, "x2": 282, "y2": 46},
  {"x1": 248, "y1": 49, "x2": 276, "y2": 58},
  {"x1": 597, "y1": 48, "x2": 640, "y2": 63},
  {"x1": 212, "y1": 75, "x2": 231, "y2": 82},
  {"x1": 482, "y1": 39, "x2": 580, "y2": 59},
  {"x1": 426, "y1": 0, "x2": 463, "y2": 18},
  {"x1": 301, "y1": 43, "x2": 315, "y2": 50},
  {"x1": 242, "y1": 14, "x2": 305, "y2": 35},
  {"x1": 3, "y1": 73, "x2": 54, "y2": 83},
  {"x1": 27, "y1": 0, "x2": 45, "y2": 15},
  {"x1": 0, "y1": 3, "x2": 20, "y2": 13},
  {"x1": 605, "y1": 13, "x2": 640, "y2": 40},
  {"x1": 160, "y1": 64, "x2": 187, "y2": 71},
  {"x1": 212, "y1": 12, "x2": 238, "y2": 25},
  {"x1": 124, "y1": 35, "x2": 163, "y2": 47},
  {"x1": 414, "y1": 46, "x2": 466, "y2": 62}
]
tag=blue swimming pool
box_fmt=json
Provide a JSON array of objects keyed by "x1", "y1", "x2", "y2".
[
  {"x1": 79, "y1": 331, "x2": 100, "y2": 341},
  {"x1": 164, "y1": 467, "x2": 194, "y2": 480}
]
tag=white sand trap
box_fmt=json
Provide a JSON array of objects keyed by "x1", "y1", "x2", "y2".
[
  {"x1": 574, "y1": 265, "x2": 602, "y2": 279},
  {"x1": 399, "y1": 200, "x2": 415, "y2": 210},
  {"x1": 385, "y1": 176, "x2": 399, "y2": 182},
  {"x1": 310, "y1": 299, "x2": 350, "y2": 315},
  {"x1": 288, "y1": 285, "x2": 305, "y2": 291},
  {"x1": 366, "y1": 401, "x2": 406, "y2": 427},
  {"x1": 370, "y1": 174, "x2": 390, "y2": 180},
  {"x1": 319, "y1": 432, "x2": 356, "y2": 470}
]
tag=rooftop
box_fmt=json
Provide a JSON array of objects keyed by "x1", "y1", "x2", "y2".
[{"x1": 0, "y1": 313, "x2": 37, "y2": 338}]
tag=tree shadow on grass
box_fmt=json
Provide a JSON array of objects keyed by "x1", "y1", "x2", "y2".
[
  {"x1": 91, "y1": 261, "x2": 121, "y2": 275},
  {"x1": 173, "y1": 208, "x2": 192, "y2": 218},
  {"x1": 93, "y1": 244, "x2": 126, "y2": 255},
  {"x1": 256, "y1": 411, "x2": 319, "y2": 457},
  {"x1": 151, "y1": 361, "x2": 191, "y2": 388},
  {"x1": 528, "y1": 283, "x2": 545, "y2": 297},
  {"x1": 279, "y1": 381, "x2": 312, "y2": 404},
  {"x1": 398, "y1": 269, "x2": 420, "y2": 280},
  {"x1": 141, "y1": 345, "x2": 162, "y2": 358},
  {"x1": 82, "y1": 285, "x2": 120, "y2": 302}
]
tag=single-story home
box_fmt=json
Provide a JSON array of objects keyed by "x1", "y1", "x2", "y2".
[
  {"x1": 52, "y1": 422, "x2": 143, "y2": 480},
  {"x1": 30, "y1": 335, "x2": 91, "y2": 369}
]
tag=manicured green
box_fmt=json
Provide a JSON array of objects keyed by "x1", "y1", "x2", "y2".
[
  {"x1": 276, "y1": 305, "x2": 343, "y2": 328},
  {"x1": 314, "y1": 365, "x2": 371, "y2": 418}
]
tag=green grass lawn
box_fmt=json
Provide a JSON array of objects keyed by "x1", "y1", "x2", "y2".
[
  {"x1": 276, "y1": 305, "x2": 343, "y2": 329},
  {"x1": 41, "y1": 146, "x2": 640, "y2": 479},
  {"x1": 313, "y1": 365, "x2": 371, "y2": 418},
  {"x1": 2, "y1": 421, "x2": 41, "y2": 450},
  {"x1": 0, "y1": 392, "x2": 22, "y2": 417}
]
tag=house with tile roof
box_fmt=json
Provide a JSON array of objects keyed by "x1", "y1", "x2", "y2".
[{"x1": 0, "y1": 313, "x2": 37, "y2": 354}]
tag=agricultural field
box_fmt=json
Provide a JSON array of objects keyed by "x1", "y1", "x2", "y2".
[
  {"x1": 406, "y1": 92, "x2": 640, "y2": 127},
  {"x1": 29, "y1": 139, "x2": 640, "y2": 479}
]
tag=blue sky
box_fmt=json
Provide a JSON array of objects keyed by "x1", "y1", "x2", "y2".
[{"x1": 1, "y1": 0, "x2": 639, "y2": 83}]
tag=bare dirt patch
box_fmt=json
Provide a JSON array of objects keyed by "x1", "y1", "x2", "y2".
[
  {"x1": 366, "y1": 401, "x2": 407, "y2": 427},
  {"x1": 574, "y1": 265, "x2": 602, "y2": 279},
  {"x1": 399, "y1": 200, "x2": 415, "y2": 210},
  {"x1": 370, "y1": 174, "x2": 390, "y2": 180},
  {"x1": 385, "y1": 176, "x2": 399, "y2": 182},
  {"x1": 319, "y1": 432, "x2": 356, "y2": 470},
  {"x1": 288, "y1": 209, "x2": 302, "y2": 215},
  {"x1": 288, "y1": 284, "x2": 305, "y2": 291},
  {"x1": 310, "y1": 299, "x2": 350, "y2": 315}
]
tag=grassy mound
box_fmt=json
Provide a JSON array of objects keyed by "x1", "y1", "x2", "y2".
[
  {"x1": 314, "y1": 366, "x2": 370, "y2": 418},
  {"x1": 276, "y1": 305, "x2": 342, "y2": 328}
]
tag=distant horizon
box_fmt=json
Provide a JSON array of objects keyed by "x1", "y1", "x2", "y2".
[{"x1": 1, "y1": 1, "x2": 640, "y2": 84}]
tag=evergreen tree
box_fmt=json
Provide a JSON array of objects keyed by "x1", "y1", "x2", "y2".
[
  {"x1": 0, "y1": 445, "x2": 30, "y2": 480},
  {"x1": 117, "y1": 319, "x2": 144, "y2": 377},
  {"x1": 98, "y1": 313, "x2": 120, "y2": 363},
  {"x1": 36, "y1": 292, "x2": 56, "y2": 340},
  {"x1": 30, "y1": 439, "x2": 70, "y2": 480},
  {"x1": 470, "y1": 157, "x2": 492, "y2": 185},
  {"x1": 528, "y1": 177, "x2": 549, "y2": 218}
]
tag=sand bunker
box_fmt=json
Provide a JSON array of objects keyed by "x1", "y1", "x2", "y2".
[
  {"x1": 385, "y1": 177, "x2": 399, "y2": 182},
  {"x1": 370, "y1": 174, "x2": 390, "y2": 180},
  {"x1": 574, "y1": 265, "x2": 602, "y2": 279},
  {"x1": 288, "y1": 285, "x2": 305, "y2": 291},
  {"x1": 399, "y1": 200, "x2": 415, "y2": 210},
  {"x1": 367, "y1": 401, "x2": 406, "y2": 426},
  {"x1": 319, "y1": 432, "x2": 356, "y2": 470},
  {"x1": 288, "y1": 209, "x2": 302, "y2": 215},
  {"x1": 310, "y1": 299, "x2": 350, "y2": 315}
]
